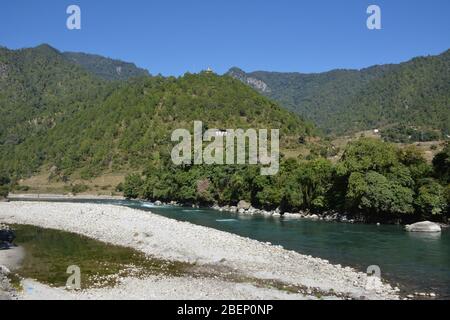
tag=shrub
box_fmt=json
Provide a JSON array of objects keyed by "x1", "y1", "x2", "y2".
[
  {"x1": 71, "y1": 184, "x2": 90, "y2": 194},
  {"x1": 115, "y1": 183, "x2": 124, "y2": 192},
  {"x1": 0, "y1": 185, "x2": 9, "y2": 198},
  {"x1": 14, "y1": 185, "x2": 30, "y2": 192}
]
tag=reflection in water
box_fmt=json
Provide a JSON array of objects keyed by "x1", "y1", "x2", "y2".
[{"x1": 407, "y1": 232, "x2": 442, "y2": 241}]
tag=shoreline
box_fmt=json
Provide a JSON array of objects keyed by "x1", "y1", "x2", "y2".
[
  {"x1": 8, "y1": 193, "x2": 126, "y2": 201},
  {"x1": 0, "y1": 201, "x2": 399, "y2": 300},
  {"x1": 9, "y1": 193, "x2": 449, "y2": 227}
]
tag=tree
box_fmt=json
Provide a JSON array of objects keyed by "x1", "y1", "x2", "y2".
[
  {"x1": 337, "y1": 138, "x2": 398, "y2": 176},
  {"x1": 296, "y1": 158, "x2": 334, "y2": 211},
  {"x1": 346, "y1": 171, "x2": 414, "y2": 215},
  {"x1": 433, "y1": 144, "x2": 450, "y2": 183},
  {"x1": 123, "y1": 173, "x2": 143, "y2": 199},
  {"x1": 398, "y1": 145, "x2": 432, "y2": 182},
  {"x1": 0, "y1": 172, "x2": 10, "y2": 198},
  {"x1": 0, "y1": 173, "x2": 10, "y2": 186},
  {"x1": 256, "y1": 186, "x2": 283, "y2": 209},
  {"x1": 415, "y1": 180, "x2": 447, "y2": 217}
]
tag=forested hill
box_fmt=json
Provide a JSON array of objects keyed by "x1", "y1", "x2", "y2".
[
  {"x1": 227, "y1": 49, "x2": 450, "y2": 136},
  {"x1": 63, "y1": 51, "x2": 150, "y2": 81},
  {"x1": 0, "y1": 44, "x2": 112, "y2": 147},
  {"x1": 0, "y1": 44, "x2": 315, "y2": 179}
]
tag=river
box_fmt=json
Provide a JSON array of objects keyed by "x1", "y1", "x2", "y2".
[{"x1": 10, "y1": 198, "x2": 450, "y2": 298}]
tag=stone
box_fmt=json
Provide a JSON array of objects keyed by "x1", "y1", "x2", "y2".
[
  {"x1": 0, "y1": 228, "x2": 15, "y2": 244},
  {"x1": 0, "y1": 265, "x2": 11, "y2": 275},
  {"x1": 405, "y1": 221, "x2": 441, "y2": 233},
  {"x1": 237, "y1": 200, "x2": 251, "y2": 210}
]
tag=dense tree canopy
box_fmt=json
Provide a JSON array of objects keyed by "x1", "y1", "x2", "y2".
[{"x1": 124, "y1": 138, "x2": 448, "y2": 222}]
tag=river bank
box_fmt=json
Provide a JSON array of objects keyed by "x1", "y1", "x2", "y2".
[
  {"x1": 8, "y1": 193, "x2": 125, "y2": 201},
  {"x1": 0, "y1": 201, "x2": 399, "y2": 300},
  {"x1": 8, "y1": 194, "x2": 448, "y2": 226}
]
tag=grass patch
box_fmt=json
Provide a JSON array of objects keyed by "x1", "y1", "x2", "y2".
[{"x1": 10, "y1": 224, "x2": 191, "y2": 289}]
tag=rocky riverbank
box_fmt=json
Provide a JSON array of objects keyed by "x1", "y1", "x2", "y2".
[
  {"x1": 0, "y1": 267, "x2": 14, "y2": 300},
  {"x1": 208, "y1": 201, "x2": 449, "y2": 227},
  {"x1": 152, "y1": 200, "x2": 357, "y2": 223},
  {"x1": 0, "y1": 201, "x2": 399, "y2": 300},
  {"x1": 0, "y1": 245, "x2": 24, "y2": 300},
  {"x1": 211, "y1": 202, "x2": 355, "y2": 223}
]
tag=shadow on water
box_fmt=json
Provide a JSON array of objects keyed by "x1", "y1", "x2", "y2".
[{"x1": 9, "y1": 198, "x2": 450, "y2": 298}]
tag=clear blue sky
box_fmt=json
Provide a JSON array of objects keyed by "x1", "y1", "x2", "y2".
[{"x1": 1, "y1": 0, "x2": 449, "y2": 76}]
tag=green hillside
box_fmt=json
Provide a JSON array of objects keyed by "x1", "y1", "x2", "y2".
[
  {"x1": 227, "y1": 49, "x2": 450, "y2": 136},
  {"x1": 0, "y1": 44, "x2": 111, "y2": 147},
  {"x1": 0, "y1": 45, "x2": 315, "y2": 179}
]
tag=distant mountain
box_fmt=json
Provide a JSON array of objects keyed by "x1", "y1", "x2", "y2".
[
  {"x1": 0, "y1": 44, "x2": 314, "y2": 178},
  {"x1": 227, "y1": 50, "x2": 450, "y2": 136},
  {"x1": 63, "y1": 51, "x2": 150, "y2": 81}
]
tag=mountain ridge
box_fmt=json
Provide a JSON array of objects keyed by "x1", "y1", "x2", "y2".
[
  {"x1": 227, "y1": 49, "x2": 450, "y2": 136},
  {"x1": 63, "y1": 51, "x2": 150, "y2": 81}
]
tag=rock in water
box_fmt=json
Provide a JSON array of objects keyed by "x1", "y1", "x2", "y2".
[
  {"x1": 405, "y1": 221, "x2": 441, "y2": 233},
  {"x1": 237, "y1": 200, "x2": 251, "y2": 210}
]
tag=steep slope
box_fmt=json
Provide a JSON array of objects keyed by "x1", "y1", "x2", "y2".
[
  {"x1": 63, "y1": 52, "x2": 150, "y2": 81},
  {"x1": 227, "y1": 49, "x2": 450, "y2": 135}
]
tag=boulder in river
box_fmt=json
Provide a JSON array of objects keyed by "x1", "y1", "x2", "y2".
[
  {"x1": 405, "y1": 221, "x2": 441, "y2": 233},
  {"x1": 237, "y1": 200, "x2": 251, "y2": 210}
]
